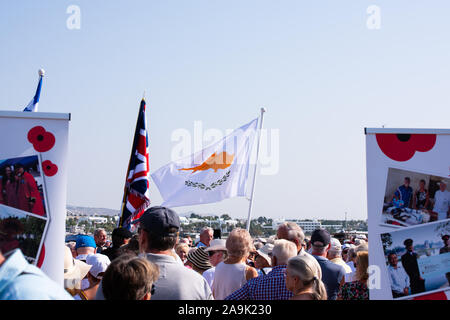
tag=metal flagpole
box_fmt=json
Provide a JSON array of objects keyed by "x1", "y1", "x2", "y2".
[{"x1": 246, "y1": 107, "x2": 266, "y2": 231}]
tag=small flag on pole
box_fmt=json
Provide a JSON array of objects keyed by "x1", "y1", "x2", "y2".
[
  {"x1": 24, "y1": 69, "x2": 45, "y2": 112},
  {"x1": 118, "y1": 98, "x2": 151, "y2": 230},
  {"x1": 151, "y1": 118, "x2": 258, "y2": 208}
]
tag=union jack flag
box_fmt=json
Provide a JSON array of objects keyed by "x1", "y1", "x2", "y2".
[{"x1": 119, "y1": 98, "x2": 151, "y2": 230}]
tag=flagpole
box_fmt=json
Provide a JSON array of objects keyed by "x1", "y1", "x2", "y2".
[
  {"x1": 246, "y1": 107, "x2": 266, "y2": 232},
  {"x1": 118, "y1": 97, "x2": 146, "y2": 228}
]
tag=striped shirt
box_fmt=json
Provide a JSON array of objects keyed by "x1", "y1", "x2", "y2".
[{"x1": 225, "y1": 265, "x2": 293, "y2": 300}]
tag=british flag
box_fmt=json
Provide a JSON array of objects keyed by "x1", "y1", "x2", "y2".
[{"x1": 119, "y1": 98, "x2": 151, "y2": 230}]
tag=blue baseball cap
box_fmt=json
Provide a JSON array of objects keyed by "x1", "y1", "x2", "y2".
[{"x1": 75, "y1": 235, "x2": 97, "y2": 249}]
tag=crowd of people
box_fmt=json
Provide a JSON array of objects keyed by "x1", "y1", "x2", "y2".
[
  {"x1": 0, "y1": 206, "x2": 370, "y2": 300},
  {"x1": 390, "y1": 177, "x2": 450, "y2": 221}
]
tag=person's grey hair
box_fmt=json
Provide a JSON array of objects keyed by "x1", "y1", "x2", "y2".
[
  {"x1": 281, "y1": 222, "x2": 305, "y2": 245},
  {"x1": 272, "y1": 239, "x2": 298, "y2": 265},
  {"x1": 94, "y1": 228, "x2": 106, "y2": 237},
  {"x1": 201, "y1": 227, "x2": 213, "y2": 235}
]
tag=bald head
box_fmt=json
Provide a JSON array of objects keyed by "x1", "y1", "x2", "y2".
[{"x1": 277, "y1": 222, "x2": 305, "y2": 253}]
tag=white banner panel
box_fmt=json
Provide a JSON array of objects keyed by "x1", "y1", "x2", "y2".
[
  {"x1": 366, "y1": 128, "x2": 450, "y2": 300},
  {"x1": 0, "y1": 111, "x2": 70, "y2": 285}
]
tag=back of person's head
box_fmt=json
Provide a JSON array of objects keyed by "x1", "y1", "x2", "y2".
[
  {"x1": 354, "y1": 251, "x2": 369, "y2": 283},
  {"x1": 328, "y1": 237, "x2": 342, "y2": 259},
  {"x1": 118, "y1": 234, "x2": 140, "y2": 256},
  {"x1": 135, "y1": 206, "x2": 180, "y2": 252},
  {"x1": 272, "y1": 239, "x2": 297, "y2": 265},
  {"x1": 356, "y1": 242, "x2": 368, "y2": 253},
  {"x1": 346, "y1": 246, "x2": 357, "y2": 262},
  {"x1": 102, "y1": 253, "x2": 159, "y2": 300},
  {"x1": 226, "y1": 228, "x2": 253, "y2": 260},
  {"x1": 111, "y1": 227, "x2": 133, "y2": 248},
  {"x1": 278, "y1": 222, "x2": 305, "y2": 250},
  {"x1": 254, "y1": 241, "x2": 264, "y2": 250},
  {"x1": 287, "y1": 255, "x2": 327, "y2": 300}
]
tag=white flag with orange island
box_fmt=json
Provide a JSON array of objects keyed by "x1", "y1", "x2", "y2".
[{"x1": 151, "y1": 118, "x2": 259, "y2": 208}]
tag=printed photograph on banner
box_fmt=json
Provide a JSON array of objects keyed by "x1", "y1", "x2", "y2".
[
  {"x1": 380, "y1": 167, "x2": 450, "y2": 228},
  {"x1": 0, "y1": 204, "x2": 48, "y2": 264},
  {"x1": 0, "y1": 155, "x2": 49, "y2": 218},
  {"x1": 380, "y1": 221, "x2": 450, "y2": 300}
]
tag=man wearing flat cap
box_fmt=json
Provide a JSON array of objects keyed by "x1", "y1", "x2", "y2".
[
  {"x1": 401, "y1": 238, "x2": 425, "y2": 294},
  {"x1": 440, "y1": 235, "x2": 449, "y2": 254}
]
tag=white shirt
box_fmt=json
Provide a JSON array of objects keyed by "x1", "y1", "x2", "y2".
[
  {"x1": 388, "y1": 264, "x2": 410, "y2": 294},
  {"x1": 212, "y1": 262, "x2": 247, "y2": 300},
  {"x1": 433, "y1": 190, "x2": 450, "y2": 220},
  {"x1": 202, "y1": 267, "x2": 215, "y2": 289}
]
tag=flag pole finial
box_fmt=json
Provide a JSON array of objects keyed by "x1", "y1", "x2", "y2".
[
  {"x1": 38, "y1": 69, "x2": 45, "y2": 77},
  {"x1": 142, "y1": 90, "x2": 146, "y2": 101}
]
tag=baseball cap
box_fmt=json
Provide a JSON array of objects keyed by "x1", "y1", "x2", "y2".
[
  {"x1": 86, "y1": 254, "x2": 111, "y2": 279},
  {"x1": 329, "y1": 238, "x2": 342, "y2": 251},
  {"x1": 205, "y1": 239, "x2": 227, "y2": 252},
  {"x1": 438, "y1": 180, "x2": 448, "y2": 186},
  {"x1": 442, "y1": 235, "x2": 449, "y2": 240},
  {"x1": 311, "y1": 229, "x2": 331, "y2": 247},
  {"x1": 75, "y1": 235, "x2": 96, "y2": 249},
  {"x1": 132, "y1": 206, "x2": 180, "y2": 236}
]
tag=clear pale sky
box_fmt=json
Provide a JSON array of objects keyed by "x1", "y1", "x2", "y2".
[{"x1": 1, "y1": 1, "x2": 450, "y2": 220}]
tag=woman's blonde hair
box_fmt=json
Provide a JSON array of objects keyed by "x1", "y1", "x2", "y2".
[
  {"x1": 175, "y1": 243, "x2": 189, "y2": 253},
  {"x1": 226, "y1": 228, "x2": 253, "y2": 260},
  {"x1": 287, "y1": 255, "x2": 327, "y2": 300},
  {"x1": 354, "y1": 251, "x2": 369, "y2": 283}
]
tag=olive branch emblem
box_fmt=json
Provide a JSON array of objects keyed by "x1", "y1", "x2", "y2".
[{"x1": 184, "y1": 171, "x2": 231, "y2": 191}]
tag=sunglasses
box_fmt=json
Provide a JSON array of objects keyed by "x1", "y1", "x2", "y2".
[
  {"x1": 208, "y1": 251, "x2": 219, "y2": 257},
  {"x1": 151, "y1": 284, "x2": 155, "y2": 295}
]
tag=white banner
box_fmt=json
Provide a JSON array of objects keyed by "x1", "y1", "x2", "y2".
[
  {"x1": 365, "y1": 128, "x2": 450, "y2": 300},
  {"x1": 0, "y1": 111, "x2": 70, "y2": 285}
]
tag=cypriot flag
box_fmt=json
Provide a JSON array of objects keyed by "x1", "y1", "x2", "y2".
[{"x1": 151, "y1": 118, "x2": 259, "y2": 208}]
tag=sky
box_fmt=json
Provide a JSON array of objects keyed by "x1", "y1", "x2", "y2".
[{"x1": 1, "y1": 1, "x2": 450, "y2": 220}]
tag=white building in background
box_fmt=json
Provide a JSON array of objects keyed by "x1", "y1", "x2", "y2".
[
  {"x1": 79, "y1": 216, "x2": 108, "y2": 224},
  {"x1": 271, "y1": 218, "x2": 320, "y2": 232},
  {"x1": 271, "y1": 218, "x2": 323, "y2": 233},
  {"x1": 297, "y1": 220, "x2": 322, "y2": 233},
  {"x1": 179, "y1": 216, "x2": 189, "y2": 224}
]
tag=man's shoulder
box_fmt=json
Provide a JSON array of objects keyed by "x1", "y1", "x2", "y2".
[{"x1": 2, "y1": 271, "x2": 72, "y2": 300}]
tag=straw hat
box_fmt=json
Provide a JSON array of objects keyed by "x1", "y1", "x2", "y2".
[
  {"x1": 187, "y1": 246, "x2": 212, "y2": 271},
  {"x1": 64, "y1": 246, "x2": 91, "y2": 289}
]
